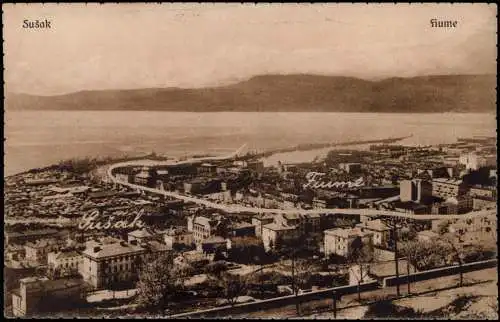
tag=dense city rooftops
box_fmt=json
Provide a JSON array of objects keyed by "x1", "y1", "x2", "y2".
[{"x1": 5, "y1": 229, "x2": 59, "y2": 238}]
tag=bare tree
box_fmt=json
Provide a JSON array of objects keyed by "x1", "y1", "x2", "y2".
[
  {"x1": 400, "y1": 240, "x2": 421, "y2": 295},
  {"x1": 439, "y1": 234, "x2": 467, "y2": 287},
  {"x1": 218, "y1": 272, "x2": 249, "y2": 307},
  {"x1": 291, "y1": 258, "x2": 314, "y2": 296},
  {"x1": 205, "y1": 261, "x2": 250, "y2": 307},
  {"x1": 276, "y1": 235, "x2": 312, "y2": 315},
  {"x1": 135, "y1": 253, "x2": 190, "y2": 312},
  {"x1": 347, "y1": 240, "x2": 374, "y2": 302},
  {"x1": 380, "y1": 217, "x2": 407, "y2": 297}
]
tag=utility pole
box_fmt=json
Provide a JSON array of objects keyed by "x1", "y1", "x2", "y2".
[
  {"x1": 292, "y1": 250, "x2": 300, "y2": 315},
  {"x1": 332, "y1": 290, "x2": 337, "y2": 319},
  {"x1": 291, "y1": 252, "x2": 295, "y2": 293},
  {"x1": 388, "y1": 219, "x2": 401, "y2": 297},
  {"x1": 406, "y1": 257, "x2": 411, "y2": 295}
]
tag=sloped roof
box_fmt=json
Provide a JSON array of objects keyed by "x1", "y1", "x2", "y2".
[
  {"x1": 51, "y1": 250, "x2": 81, "y2": 259},
  {"x1": 324, "y1": 227, "x2": 372, "y2": 238},
  {"x1": 194, "y1": 216, "x2": 212, "y2": 227},
  {"x1": 144, "y1": 240, "x2": 170, "y2": 252},
  {"x1": 82, "y1": 241, "x2": 145, "y2": 259},
  {"x1": 128, "y1": 228, "x2": 155, "y2": 238},
  {"x1": 357, "y1": 219, "x2": 390, "y2": 232}
]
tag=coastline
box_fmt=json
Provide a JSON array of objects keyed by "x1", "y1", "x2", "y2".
[{"x1": 5, "y1": 135, "x2": 409, "y2": 178}]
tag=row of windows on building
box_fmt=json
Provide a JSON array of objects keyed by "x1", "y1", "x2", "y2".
[
  {"x1": 101, "y1": 255, "x2": 142, "y2": 264},
  {"x1": 101, "y1": 273, "x2": 133, "y2": 285},
  {"x1": 102, "y1": 263, "x2": 135, "y2": 273},
  {"x1": 193, "y1": 224, "x2": 210, "y2": 232}
]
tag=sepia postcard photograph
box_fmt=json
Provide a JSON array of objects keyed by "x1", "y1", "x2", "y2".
[{"x1": 2, "y1": 3, "x2": 498, "y2": 319}]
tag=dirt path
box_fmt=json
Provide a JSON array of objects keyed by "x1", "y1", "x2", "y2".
[{"x1": 238, "y1": 267, "x2": 497, "y2": 318}]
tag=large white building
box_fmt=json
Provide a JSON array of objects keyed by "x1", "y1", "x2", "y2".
[
  {"x1": 252, "y1": 214, "x2": 275, "y2": 237},
  {"x1": 261, "y1": 223, "x2": 298, "y2": 251},
  {"x1": 356, "y1": 219, "x2": 391, "y2": 248},
  {"x1": 187, "y1": 215, "x2": 228, "y2": 245},
  {"x1": 432, "y1": 178, "x2": 469, "y2": 199},
  {"x1": 459, "y1": 152, "x2": 496, "y2": 171},
  {"x1": 24, "y1": 239, "x2": 66, "y2": 263},
  {"x1": 81, "y1": 239, "x2": 146, "y2": 289},
  {"x1": 47, "y1": 250, "x2": 83, "y2": 277},
  {"x1": 274, "y1": 213, "x2": 321, "y2": 235},
  {"x1": 163, "y1": 227, "x2": 194, "y2": 249},
  {"x1": 400, "y1": 179, "x2": 432, "y2": 203}
]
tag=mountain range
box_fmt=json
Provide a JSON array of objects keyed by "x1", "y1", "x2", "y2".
[{"x1": 5, "y1": 74, "x2": 496, "y2": 113}]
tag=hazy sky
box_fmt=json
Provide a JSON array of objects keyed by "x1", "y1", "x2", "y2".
[{"x1": 3, "y1": 3, "x2": 497, "y2": 95}]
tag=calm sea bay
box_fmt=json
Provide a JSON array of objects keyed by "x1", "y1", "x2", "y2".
[{"x1": 4, "y1": 111, "x2": 496, "y2": 176}]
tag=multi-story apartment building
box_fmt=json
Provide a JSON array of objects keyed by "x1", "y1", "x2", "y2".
[
  {"x1": 24, "y1": 239, "x2": 66, "y2": 263},
  {"x1": 163, "y1": 227, "x2": 194, "y2": 249},
  {"x1": 134, "y1": 167, "x2": 156, "y2": 187},
  {"x1": 324, "y1": 227, "x2": 373, "y2": 258},
  {"x1": 431, "y1": 195, "x2": 474, "y2": 215},
  {"x1": 472, "y1": 197, "x2": 496, "y2": 211},
  {"x1": 432, "y1": 178, "x2": 469, "y2": 199},
  {"x1": 12, "y1": 277, "x2": 85, "y2": 317},
  {"x1": 400, "y1": 179, "x2": 432, "y2": 203},
  {"x1": 356, "y1": 219, "x2": 391, "y2": 248},
  {"x1": 274, "y1": 213, "x2": 321, "y2": 235},
  {"x1": 469, "y1": 186, "x2": 497, "y2": 199},
  {"x1": 252, "y1": 214, "x2": 275, "y2": 237},
  {"x1": 261, "y1": 223, "x2": 298, "y2": 251},
  {"x1": 47, "y1": 250, "x2": 83, "y2": 277},
  {"x1": 459, "y1": 152, "x2": 497, "y2": 171},
  {"x1": 187, "y1": 215, "x2": 228, "y2": 244},
  {"x1": 81, "y1": 240, "x2": 146, "y2": 289}
]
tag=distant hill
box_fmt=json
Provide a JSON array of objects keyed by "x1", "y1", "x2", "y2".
[{"x1": 5, "y1": 74, "x2": 496, "y2": 113}]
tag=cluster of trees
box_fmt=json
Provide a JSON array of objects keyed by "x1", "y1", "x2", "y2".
[
  {"x1": 135, "y1": 253, "x2": 192, "y2": 312},
  {"x1": 206, "y1": 267, "x2": 249, "y2": 306},
  {"x1": 400, "y1": 235, "x2": 493, "y2": 272}
]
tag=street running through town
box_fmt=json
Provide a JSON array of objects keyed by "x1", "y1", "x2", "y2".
[{"x1": 106, "y1": 157, "x2": 495, "y2": 221}]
